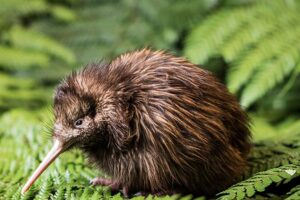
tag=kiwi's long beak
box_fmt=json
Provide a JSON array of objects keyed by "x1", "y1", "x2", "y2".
[{"x1": 21, "y1": 139, "x2": 65, "y2": 194}]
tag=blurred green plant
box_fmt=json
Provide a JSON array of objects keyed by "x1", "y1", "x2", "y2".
[
  {"x1": 184, "y1": 0, "x2": 300, "y2": 110},
  {"x1": 0, "y1": 0, "x2": 76, "y2": 112},
  {"x1": 32, "y1": 0, "x2": 219, "y2": 64},
  {"x1": 218, "y1": 163, "x2": 300, "y2": 199}
]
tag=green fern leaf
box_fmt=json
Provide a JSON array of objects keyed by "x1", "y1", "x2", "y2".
[
  {"x1": 0, "y1": 46, "x2": 49, "y2": 70},
  {"x1": 245, "y1": 185, "x2": 255, "y2": 197},
  {"x1": 227, "y1": 24, "x2": 300, "y2": 94},
  {"x1": 184, "y1": 7, "x2": 258, "y2": 64},
  {"x1": 11, "y1": 187, "x2": 22, "y2": 200},
  {"x1": 240, "y1": 47, "x2": 300, "y2": 107},
  {"x1": 217, "y1": 164, "x2": 300, "y2": 199},
  {"x1": 221, "y1": 5, "x2": 299, "y2": 63},
  {"x1": 184, "y1": 0, "x2": 300, "y2": 107},
  {"x1": 0, "y1": 0, "x2": 48, "y2": 17},
  {"x1": 34, "y1": 177, "x2": 53, "y2": 200},
  {"x1": 49, "y1": 5, "x2": 76, "y2": 23},
  {"x1": 254, "y1": 180, "x2": 264, "y2": 192},
  {"x1": 285, "y1": 184, "x2": 300, "y2": 200},
  {"x1": 7, "y1": 26, "x2": 75, "y2": 64}
]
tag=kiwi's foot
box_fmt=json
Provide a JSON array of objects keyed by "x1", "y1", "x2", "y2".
[
  {"x1": 90, "y1": 177, "x2": 129, "y2": 197},
  {"x1": 90, "y1": 178, "x2": 178, "y2": 198},
  {"x1": 134, "y1": 190, "x2": 178, "y2": 197},
  {"x1": 90, "y1": 178, "x2": 112, "y2": 187}
]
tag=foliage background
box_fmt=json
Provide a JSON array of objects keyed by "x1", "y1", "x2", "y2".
[{"x1": 0, "y1": 0, "x2": 300, "y2": 199}]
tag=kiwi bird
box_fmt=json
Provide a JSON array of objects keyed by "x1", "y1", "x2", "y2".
[{"x1": 22, "y1": 49, "x2": 251, "y2": 197}]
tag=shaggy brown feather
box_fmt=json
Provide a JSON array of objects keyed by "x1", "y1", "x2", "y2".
[{"x1": 54, "y1": 49, "x2": 251, "y2": 196}]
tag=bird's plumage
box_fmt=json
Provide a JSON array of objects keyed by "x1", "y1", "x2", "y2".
[{"x1": 54, "y1": 49, "x2": 251, "y2": 195}]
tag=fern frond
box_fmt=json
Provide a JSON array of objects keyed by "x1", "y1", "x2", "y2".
[
  {"x1": 4, "y1": 184, "x2": 21, "y2": 199},
  {"x1": 64, "y1": 187, "x2": 72, "y2": 200},
  {"x1": 0, "y1": 0, "x2": 48, "y2": 17},
  {"x1": 35, "y1": 177, "x2": 53, "y2": 200},
  {"x1": 79, "y1": 188, "x2": 93, "y2": 200},
  {"x1": 240, "y1": 47, "x2": 300, "y2": 107},
  {"x1": 279, "y1": 120, "x2": 300, "y2": 141},
  {"x1": 184, "y1": 0, "x2": 300, "y2": 107},
  {"x1": 221, "y1": 5, "x2": 299, "y2": 62},
  {"x1": 33, "y1": 0, "x2": 220, "y2": 65},
  {"x1": 184, "y1": 7, "x2": 258, "y2": 64},
  {"x1": 227, "y1": 24, "x2": 300, "y2": 94},
  {"x1": 50, "y1": 171, "x2": 65, "y2": 200},
  {"x1": 0, "y1": 46, "x2": 49, "y2": 70},
  {"x1": 0, "y1": 0, "x2": 76, "y2": 113},
  {"x1": 217, "y1": 164, "x2": 300, "y2": 200},
  {"x1": 20, "y1": 185, "x2": 36, "y2": 200},
  {"x1": 0, "y1": 73, "x2": 35, "y2": 89},
  {"x1": 248, "y1": 143, "x2": 300, "y2": 176},
  {"x1": 49, "y1": 5, "x2": 76, "y2": 23},
  {"x1": 0, "y1": 0, "x2": 75, "y2": 25},
  {"x1": 0, "y1": 88, "x2": 51, "y2": 110},
  {"x1": 279, "y1": 62, "x2": 300, "y2": 96},
  {"x1": 7, "y1": 26, "x2": 75, "y2": 64},
  {"x1": 285, "y1": 184, "x2": 300, "y2": 200},
  {"x1": 250, "y1": 114, "x2": 278, "y2": 141},
  {"x1": 90, "y1": 191, "x2": 102, "y2": 200},
  {"x1": 11, "y1": 186, "x2": 22, "y2": 200}
]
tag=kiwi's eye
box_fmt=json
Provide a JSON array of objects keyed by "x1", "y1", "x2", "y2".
[{"x1": 74, "y1": 118, "x2": 83, "y2": 128}]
